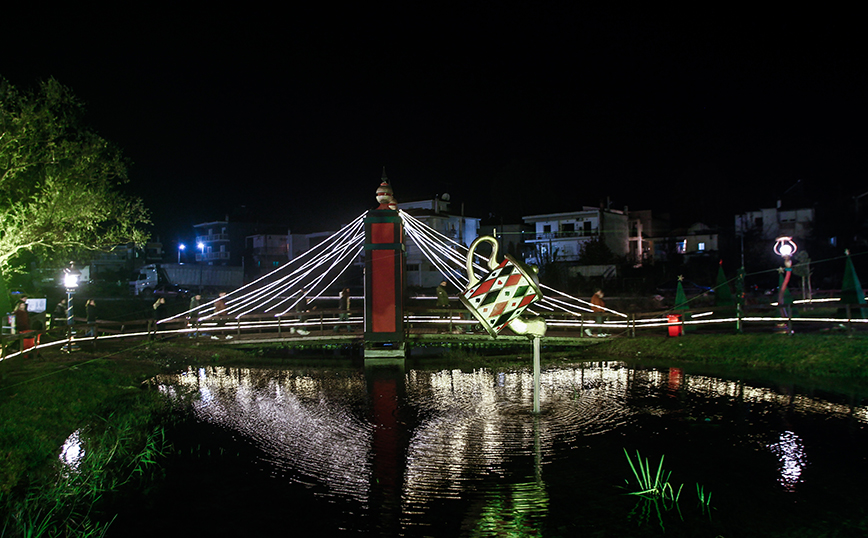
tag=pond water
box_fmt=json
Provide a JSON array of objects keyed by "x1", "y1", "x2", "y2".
[{"x1": 107, "y1": 358, "x2": 868, "y2": 537}]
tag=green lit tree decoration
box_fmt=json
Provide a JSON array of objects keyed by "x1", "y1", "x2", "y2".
[
  {"x1": 714, "y1": 263, "x2": 734, "y2": 307},
  {"x1": 674, "y1": 276, "x2": 689, "y2": 311},
  {"x1": 674, "y1": 275, "x2": 691, "y2": 333},
  {"x1": 841, "y1": 250, "x2": 865, "y2": 318}
]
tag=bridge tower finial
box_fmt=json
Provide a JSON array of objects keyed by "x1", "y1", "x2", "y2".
[{"x1": 376, "y1": 168, "x2": 397, "y2": 210}]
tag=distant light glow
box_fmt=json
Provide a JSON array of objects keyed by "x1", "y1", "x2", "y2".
[
  {"x1": 59, "y1": 430, "x2": 84, "y2": 470},
  {"x1": 769, "y1": 431, "x2": 807, "y2": 492}
]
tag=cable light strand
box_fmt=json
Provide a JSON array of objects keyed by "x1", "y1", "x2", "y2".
[{"x1": 160, "y1": 213, "x2": 366, "y2": 322}]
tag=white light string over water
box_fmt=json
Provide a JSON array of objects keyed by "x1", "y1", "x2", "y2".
[
  {"x1": 161, "y1": 213, "x2": 366, "y2": 323},
  {"x1": 20, "y1": 209, "x2": 867, "y2": 362}
]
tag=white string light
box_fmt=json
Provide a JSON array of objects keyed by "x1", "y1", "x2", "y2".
[{"x1": 162, "y1": 214, "x2": 366, "y2": 322}]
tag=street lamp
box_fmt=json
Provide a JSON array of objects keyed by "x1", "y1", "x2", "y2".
[
  {"x1": 62, "y1": 262, "x2": 81, "y2": 351},
  {"x1": 196, "y1": 242, "x2": 206, "y2": 291},
  {"x1": 178, "y1": 243, "x2": 185, "y2": 263},
  {"x1": 774, "y1": 236, "x2": 798, "y2": 259},
  {"x1": 774, "y1": 236, "x2": 797, "y2": 334}
]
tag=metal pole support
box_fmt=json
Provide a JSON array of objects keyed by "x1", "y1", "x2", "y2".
[{"x1": 533, "y1": 336, "x2": 541, "y2": 414}]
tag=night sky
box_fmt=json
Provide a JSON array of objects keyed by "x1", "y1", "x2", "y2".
[{"x1": 5, "y1": 6, "x2": 864, "y2": 244}]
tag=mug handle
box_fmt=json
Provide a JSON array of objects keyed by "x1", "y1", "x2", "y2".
[{"x1": 466, "y1": 236, "x2": 500, "y2": 289}]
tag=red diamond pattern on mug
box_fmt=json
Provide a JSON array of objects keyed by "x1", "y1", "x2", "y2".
[{"x1": 463, "y1": 261, "x2": 540, "y2": 334}]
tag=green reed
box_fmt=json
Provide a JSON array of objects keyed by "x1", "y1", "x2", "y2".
[
  {"x1": 622, "y1": 449, "x2": 683, "y2": 502},
  {"x1": 696, "y1": 482, "x2": 713, "y2": 516},
  {"x1": 1, "y1": 403, "x2": 171, "y2": 538},
  {"x1": 622, "y1": 449, "x2": 718, "y2": 531}
]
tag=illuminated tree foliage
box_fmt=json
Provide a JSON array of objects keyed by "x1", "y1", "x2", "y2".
[{"x1": 0, "y1": 77, "x2": 149, "y2": 276}]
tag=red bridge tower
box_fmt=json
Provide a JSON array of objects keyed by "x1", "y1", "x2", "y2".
[{"x1": 364, "y1": 174, "x2": 405, "y2": 358}]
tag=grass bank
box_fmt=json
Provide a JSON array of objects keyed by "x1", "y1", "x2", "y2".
[
  {"x1": 585, "y1": 333, "x2": 868, "y2": 379},
  {"x1": 0, "y1": 340, "x2": 258, "y2": 536}
]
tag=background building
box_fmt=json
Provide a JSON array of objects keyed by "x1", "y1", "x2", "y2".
[
  {"x1": 398, "y1": 194, "x2": 481, "y2": 288},
  {"x1": 735, "y1": 206, "x2": 815, "y2": 241},
  {"x1": 522, "y1": 207, "x2": 629, "y2": 265}
]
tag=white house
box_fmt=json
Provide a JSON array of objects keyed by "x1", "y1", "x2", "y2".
[
  {"x1": 398, "y1": 194, "x2": 481, "y2": 288},
  {"x1": 522, "y1": 207, "x2": 629, "y2": 265}
]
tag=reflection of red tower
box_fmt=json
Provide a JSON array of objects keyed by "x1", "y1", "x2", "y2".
[
  {"x1": 364, "y1": 173, "x2": 405, "y2": 357},
  {"x1": 366, "y1": 363, "x2": 406, "y2": 533},
  {"x1": 372, "y1": 377, "x2": 399, "y2": 490},
  {"x1": 668, "y1": 367, "x2": 683, "y2": 394}
]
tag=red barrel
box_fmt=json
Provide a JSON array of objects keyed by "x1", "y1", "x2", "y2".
[{"x1": 668, "y1": 315, "x2": 682, "y2": 337}]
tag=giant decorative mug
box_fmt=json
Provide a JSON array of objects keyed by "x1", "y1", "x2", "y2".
[{"x1": 460, "y1": 236, "x2": 546, "y2": 338}]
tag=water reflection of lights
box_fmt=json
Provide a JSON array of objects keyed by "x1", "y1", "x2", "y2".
[
  {"x1": 151, "y1": 362, "x2": 868, "y2": 533},
  {"x1": 156, "y1": 367, "x2": 373, "y2": 504},
  {"x1": 681, "y1": 376, "x2": 868, "y2": 423},
  {"x1": 401, "y1": 363, "x2": 639, "y2": 524},
  {"x1": 59, "y1": 429, "x2": 84, "y2": 470},
  {"x1": 769, "y1": 431, "x2": 807, "y2": 492}
]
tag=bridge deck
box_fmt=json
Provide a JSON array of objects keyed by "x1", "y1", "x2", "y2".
[{"x1": 203, "y1": 327, "x2": 604, "y2": 348}]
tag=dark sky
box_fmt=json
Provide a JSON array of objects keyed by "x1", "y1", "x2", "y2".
[{"x1": 4, "y1": 6, "x2": 865, "y2": 244}]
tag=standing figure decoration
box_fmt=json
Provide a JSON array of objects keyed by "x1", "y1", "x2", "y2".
[
  {"x1": 774, "y1": 236, "x2": 797, "y2": 334},
  {"x1": 774, "y1": 237, "x2": 797, "y2": 314}
]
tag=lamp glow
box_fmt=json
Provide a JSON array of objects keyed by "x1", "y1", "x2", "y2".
[
  {"x1": 774, "y1": 236, "x2": 797, "y2": 258},
  {"x1": 63, "y1": 263, "x2": 81, "y2": 290},
  {"x1": 61, "y1": 262, "x2": 81, "y2": 352}
]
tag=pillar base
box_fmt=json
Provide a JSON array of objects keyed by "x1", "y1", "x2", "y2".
[{"x1": 364, "y1": 341, "x2": 406, "y2": 359}]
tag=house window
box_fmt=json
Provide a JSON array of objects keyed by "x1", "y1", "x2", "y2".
[
  {"x1": 543, "y1": 225, "x2": 552, "y2": 233},
  {"x1": 698, "y1": 242, "x2": 706, "y2": 251},
  {"x1": 407, "y1": 264, "x2": 420, "y2": 272},
  {"x1": 562, "y1": 223, "x2": 575, "y2": 232},
  {"x1": 676, "y1": 240, "x2": 687, "y2": 254}
]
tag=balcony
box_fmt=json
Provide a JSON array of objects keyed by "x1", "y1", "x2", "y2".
[
  {"x1": 195, "y1": 233, "x2": 230, "y2": 243},
  {"x1": 527, "y1": 230, "x2": 599, "y2": 242},
  {"x1": 196, "y1": 251, "x2": 230, "y2": 262}
]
